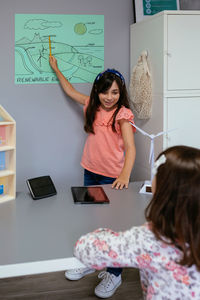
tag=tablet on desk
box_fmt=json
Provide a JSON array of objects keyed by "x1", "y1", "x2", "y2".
[{"x1": 71, "y1": 186, "x2": 110, "y2": 204}]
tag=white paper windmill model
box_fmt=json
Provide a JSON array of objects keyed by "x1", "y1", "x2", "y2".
[{"x1": 129, "y1": 121, "x2": 175, "y2": 194}]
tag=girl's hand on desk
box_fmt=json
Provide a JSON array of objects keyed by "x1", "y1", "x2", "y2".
[{"x1": 112, "y1": 176, "x2": 129, "y2": 190}]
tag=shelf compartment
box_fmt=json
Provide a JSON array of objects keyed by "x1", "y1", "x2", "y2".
[
  {"x1": 0, "y1": 150, "x2": 15, "y2": 172},
  {"x1": 0, "y1": 174, "x2": 15, "y2": 203},
  {"x1": 0, "y1": 124, "x2": 15, "y2": 148}
]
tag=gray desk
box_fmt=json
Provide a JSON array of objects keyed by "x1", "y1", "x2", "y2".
[{"x1": 0, "y1": 182, "x2": 151, "y2": 278}]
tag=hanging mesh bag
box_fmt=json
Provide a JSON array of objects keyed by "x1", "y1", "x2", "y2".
[{"x1": 129, "y1": 51, "x2": 152, "y2": 119}]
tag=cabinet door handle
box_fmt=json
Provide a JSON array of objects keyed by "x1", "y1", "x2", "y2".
[{"x1": 165, "y1": 51, "x2": 172, "y2": 57}]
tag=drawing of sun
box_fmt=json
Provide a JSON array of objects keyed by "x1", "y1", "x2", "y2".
[{"x1": 74, "y1": 23, "x2": 87, "y2": 35}]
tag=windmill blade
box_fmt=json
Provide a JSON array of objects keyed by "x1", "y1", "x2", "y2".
[
  {"x1": 155, "y1": 128, "x2": 177, "y2": 138},
  {"x1": 129, "y1": 122, "x2": 178, "y2": 182},
  {"x1": 129, "y1": 122, "x2": 151, "y2": 138}
]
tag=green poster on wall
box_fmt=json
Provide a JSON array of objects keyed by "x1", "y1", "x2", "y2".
[
  {"x1": 143, "y1": 0, "x2": 177, "y2": 16},
  {"x1": 15, "y1": 14, "x2": 104, "y2": 84}
]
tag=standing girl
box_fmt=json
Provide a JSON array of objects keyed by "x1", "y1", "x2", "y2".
[
  {"x1": 74, "y1": 145, "x2": 200, "y2": 299},
  {"x1": 49, "y1": 56, "x2": 136, "y2": 297}
]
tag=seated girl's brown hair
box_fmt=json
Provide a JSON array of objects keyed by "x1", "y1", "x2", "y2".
[{"x1": 145, "y1": 145, "x2": 200, "y2": 270}]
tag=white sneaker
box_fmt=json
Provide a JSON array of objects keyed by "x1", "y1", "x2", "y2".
[
  {"x1": 94, "y1": 271, "x2": 122, "y2": 298},
  {"x1": 65, "y1": 267, "x2": 95, "y2": 280}
]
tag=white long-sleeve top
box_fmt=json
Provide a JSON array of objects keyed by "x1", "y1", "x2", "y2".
[{"x1": 74, "y1": 223, "x2": 200, "y2": 300}]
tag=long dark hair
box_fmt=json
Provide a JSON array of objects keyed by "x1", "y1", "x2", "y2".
[
  {"x1": 84, "y1": 70, "x2": 130, "y2": 134},
  {"x1": 145, "y1": 145, "x2": 200, "y2": 270}
]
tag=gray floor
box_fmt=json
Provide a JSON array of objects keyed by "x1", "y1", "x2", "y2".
[{"x1": 0, "y1": 268, "x2": 143, "y2": 300}]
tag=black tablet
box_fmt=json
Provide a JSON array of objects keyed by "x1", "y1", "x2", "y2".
[
  {"x1": 26, "y1": 176, "x2": 57, "y2": 200},
  {"x1": 71, "y1": 186, "x2": 110, "y2": 204}
]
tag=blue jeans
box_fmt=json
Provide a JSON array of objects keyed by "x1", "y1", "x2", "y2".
[
  {"x1": 84, "y1": 169, "x2": 116, "y2": 186},
  {"x1": 84, "y1": 169, "x2": 122, "y2": 277}
]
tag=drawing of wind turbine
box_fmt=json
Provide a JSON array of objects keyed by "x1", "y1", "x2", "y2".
[{"x1": 129, "y1": 121, "x2": 176, "y2": 194}]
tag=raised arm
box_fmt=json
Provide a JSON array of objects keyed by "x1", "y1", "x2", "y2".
[{"x1": 49, "y1": 56, "x2": 89, "y2": 105}]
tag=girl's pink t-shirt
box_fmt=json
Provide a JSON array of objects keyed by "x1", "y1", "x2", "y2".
[{"x1": 81, "y1": 99, "x2": 136, "y2": 178}]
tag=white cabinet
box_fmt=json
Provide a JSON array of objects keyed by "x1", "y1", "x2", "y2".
[
  {"x1": 167, "y1": 15, "x2": 200, "y2": 91},
  {"x1": 130, "y1": 11, "x2": 200, "y2": 181},
  {"x1": 0, "y1": 105, "x2": 16, "y2": 202},
  {"x1": 164, "y1": 97, "x2": 200, "y2": 149}
]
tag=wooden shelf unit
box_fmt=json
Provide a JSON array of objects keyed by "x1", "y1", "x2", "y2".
[{"x1": 0, "y1": 105, "x2": 16, "y2": 203}]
